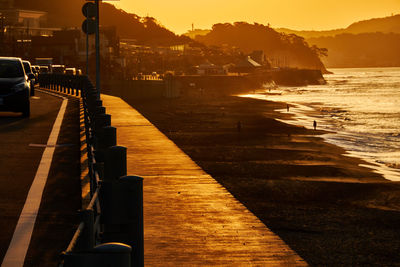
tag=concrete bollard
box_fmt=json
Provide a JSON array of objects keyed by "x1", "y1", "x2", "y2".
[
  {"x1": 63, "y1": 242, "x2": 131, "y2": 267},
  {"x1": 94, "y1": 126, "x2": 116, "y2": 164},
  {"x1": 104, "y1": 146, "x2": 127, "y2": 181},
  {"x1": 97, "y1": 126, "x2": 117, "y2": 151},
  {"x1": 94, "y1": 99, "x2": 103, "y2": 107},
  {"x1": 118, "y1": 176, "x2": 144, "y2": 267},
  {"x1": 94, "y1": 114, "x2": 111, "y2": 136},
  {"x1": 99, "y1": 176, "x2": 144, "y2": 267},
  {"x1": 89, "y1": 106, "x2": 106, "y2": 126},
  {"x1": 94, "y1": 106, "x2": 106, "y2": 117},
  {"x1": 87, "y1": 92, "x2": 98, "y2": 105}
]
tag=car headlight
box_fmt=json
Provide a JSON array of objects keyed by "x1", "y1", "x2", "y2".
[{"x1": 12, "y1": 82, "x2": 28, "y2": 92}]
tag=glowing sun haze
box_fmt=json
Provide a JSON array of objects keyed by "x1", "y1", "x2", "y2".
[{"x1": 111, "y1": 0, "x2": 400, "y2": 34}]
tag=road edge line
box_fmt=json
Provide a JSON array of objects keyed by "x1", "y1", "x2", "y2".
[{"x1": 1, "y1": 93, "x2": 68, "y2": 267}]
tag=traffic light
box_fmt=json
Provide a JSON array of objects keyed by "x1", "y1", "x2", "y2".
[{"x1": 82, "y1": 2, "x2": 96, "y2": 35}]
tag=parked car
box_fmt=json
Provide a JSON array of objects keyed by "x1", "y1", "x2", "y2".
[
  {"x1": 31, "y1": 65, "x2": 39, "y2": 82},
  {"x1": 65, "y1": 67, "x2": 77, "y2": 75},
  {"x1": 0, "y1": 57, "x2": 31, "y2": 117},
  {"x1": 39, "y1": 66, "x2": 49, "y2": 73},
  {"x1": 22, "y1": 60, "x2": 35, "y2": 96}
]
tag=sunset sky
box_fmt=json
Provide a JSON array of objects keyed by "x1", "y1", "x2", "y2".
[{"x1": 111, "y1": 0, "x2": 400, "y2": 34}]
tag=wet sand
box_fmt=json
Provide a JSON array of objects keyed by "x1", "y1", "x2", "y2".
[{"x1": 128, "y1": 95, "x2": 400, "y2": 265}]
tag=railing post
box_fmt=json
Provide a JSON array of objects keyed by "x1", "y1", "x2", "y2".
[
  {"x1": 94, "y1": 114, "x2": 111, "y2": 138},
  {"x1": 119, "y1": 176, "x2": 144, "y2": 267},
  {"x1": 99, "y1": 176, "x2": 144, "y2": 267},
  {"x1": 96, "y1": 126, "x2": 116, "y2": 152},
  {"x1": 104, "y1": 146, "x2": 127, "y2": 181}
]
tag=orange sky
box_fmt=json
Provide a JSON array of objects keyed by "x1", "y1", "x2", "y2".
[{"x1": 111, "y1": 0, "x2": 400, "y2": 34}]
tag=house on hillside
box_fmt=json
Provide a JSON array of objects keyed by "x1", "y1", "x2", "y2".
[
  {"x1": 233, "y1": 56, "x2": 262, "y2": 73},
  {"x1": 0, "y1": 0, "x2": 59, "y2": 57},
  {"x1": 249, "y1": 50, "x2": 264, "y2": 65},
  {"x1": 194, "y1": 62, "x2": 227, "y2": 75},
  {"x1": 0, "y1": 1, "x2": 56, "y2": 37},
  {"x1": 32, "y1": 26, "x2": 120, "y2": 66}
]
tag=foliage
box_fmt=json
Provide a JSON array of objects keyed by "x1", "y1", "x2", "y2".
[
  {"x1": 13, "y1": 0, "x2": 190, "y2": 46},
  {"x1": 196, "y1": 22, "x2": 327, "y2": 71}
]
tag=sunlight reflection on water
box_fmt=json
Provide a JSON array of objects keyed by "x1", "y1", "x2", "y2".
[{"x1": 242, "y1": 67, "x2": 400, "y2": 181}]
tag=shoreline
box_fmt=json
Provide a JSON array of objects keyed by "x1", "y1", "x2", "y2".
[
  {"x1": 246, "y1": 94, "x2": 400, "y2": 182},
  {"x1": 128, "y1": 94, "x2": 400, "y2": 265}
]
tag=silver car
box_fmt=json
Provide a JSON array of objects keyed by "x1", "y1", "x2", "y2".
[{"x1": 22, "y1": 60, "x2": 36, "y2": 96}]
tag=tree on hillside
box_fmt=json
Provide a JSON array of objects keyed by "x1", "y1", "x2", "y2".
[
  {"x1": 13, "y1": 0, "x2": 191, "y2": 46},
  {"x1": 196, "y1": 22, "x2": 327, "y2": 71}
]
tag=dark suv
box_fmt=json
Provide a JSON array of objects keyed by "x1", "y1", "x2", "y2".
[{"x1": 0, "y1": 57, "x2": 31, "y2": 117}]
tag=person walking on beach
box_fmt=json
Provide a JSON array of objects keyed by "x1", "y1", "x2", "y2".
[{"x1": 313, "y1": 120, "x2": 317, "y2": 130}]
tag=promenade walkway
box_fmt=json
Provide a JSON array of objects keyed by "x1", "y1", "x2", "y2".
[{"x1": 102, "y1": 94, "x2": 306, "y2": 266}]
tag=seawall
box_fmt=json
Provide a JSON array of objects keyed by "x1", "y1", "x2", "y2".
[{"x1": 102, "y1": 69, "x2": 325, "y2": 99}]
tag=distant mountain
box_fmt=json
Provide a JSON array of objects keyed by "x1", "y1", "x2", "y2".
[
  {"x1": 308, "y1": 32, "x2": 400, "y2": 68},
  {"x1": 196, "y1": 22, "x2": 327, "y2": 72},
  {"x1": 13, "y1": 0, "x2": 190, "y2": 45},
  {"x1": 276, "y1": 14, "x2": 400, "y2": 68},
  {"x1": 277, "y1": 14, "x2": 400, "y2": 38}
]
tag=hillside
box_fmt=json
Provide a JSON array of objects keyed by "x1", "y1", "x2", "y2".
[
  {"x1": 196, "y1": 22, "x2": 327, "y2": 72},
  {"x1": 277, "y1": 14, "x2": 400, "y2": 39},
  {"x1": 13, "y1": 0, "x2": 190, "y2": 45},
  {"x1": 276, "y1": 14, "x2": 400, "y2": 68},
  {"x1": 308, "y1": 32, "x2": 400, "y2": 68}
]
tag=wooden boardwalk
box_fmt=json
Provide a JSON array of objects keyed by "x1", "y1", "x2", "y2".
[{"x1": 102, "y1": 94, "x2": 307, "y2": 266}]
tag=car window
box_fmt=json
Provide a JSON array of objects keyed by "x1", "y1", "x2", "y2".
[
  {"x1": 0, "y1": 60, "x2": 25, "y2": 78},
  {"x1": 23, "y1": 62, "x2": 32, "y2": 74}
]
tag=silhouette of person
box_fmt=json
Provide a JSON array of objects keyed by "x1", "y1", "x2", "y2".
[
  {"x1": 313, "y1": 120, "x2": 317, "y2": 130},
  {"x1": 287, "y1": 104, "x2": 289, "y2": 112}
]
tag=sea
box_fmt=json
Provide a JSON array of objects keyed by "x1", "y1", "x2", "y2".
[{"x1": 242, "y1": 67, "x2": 400, "y2": 181}]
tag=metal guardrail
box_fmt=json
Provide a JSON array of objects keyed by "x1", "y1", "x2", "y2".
[{"x1": 39, "y1": 74, "x2": 144, "y2": 267}]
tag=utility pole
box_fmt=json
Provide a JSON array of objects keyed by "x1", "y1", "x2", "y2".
[
  {"x1": 95, "y1": 0, "x2": 100, "y2": 99},
  {"x1": 0, "y1": 14, "x2": 4, "y2": 55},
  {"x1": 85, "y1": 9, "x2": 89, "y2": 77}
]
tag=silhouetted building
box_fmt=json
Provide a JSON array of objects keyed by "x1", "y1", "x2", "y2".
[
  {"x1": 233, "y1": 56, "x2": 262, "y2": 73},
  {"x1": 194, "y1": 62, "x2": 227, "y2": 75},
  {"x1": 249, "y1": 50, "x2": 264, "y2": 65},
  {"x1": 31, "y1": 29, "x2": 80, "y2": 65}
]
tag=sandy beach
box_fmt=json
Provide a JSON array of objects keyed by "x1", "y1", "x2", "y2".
[{"x1": 128, "y1": 94, "x2": 400, "y2": 265}]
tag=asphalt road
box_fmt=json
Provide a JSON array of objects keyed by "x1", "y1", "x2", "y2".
[{"x1": 0, "y1": 90, "x2": 81, "y2": 266}]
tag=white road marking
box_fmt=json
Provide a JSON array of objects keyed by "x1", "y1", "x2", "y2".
[
  {"x1": 1, "y1": 96, "x2": 68, "y2": 267},
  {"x1": 29, "y1": 143, "x2": 74, "y2": 148}
]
